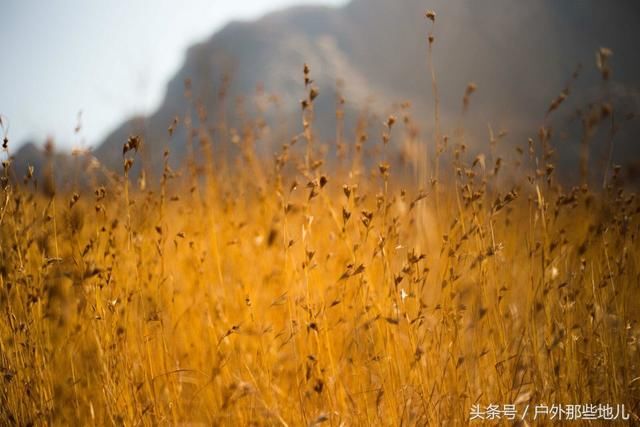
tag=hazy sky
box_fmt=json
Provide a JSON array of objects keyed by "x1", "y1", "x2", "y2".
[{"x1": 1, "y1": 0, "x2": 348, "y2": 151}]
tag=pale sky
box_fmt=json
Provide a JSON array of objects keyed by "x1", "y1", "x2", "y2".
[{"x1": 1, "y1": 0, "x2": 348, "y2": 151}]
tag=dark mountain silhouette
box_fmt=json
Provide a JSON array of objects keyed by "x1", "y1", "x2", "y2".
[{"x1": 12, "y1": 0, "x2": 640, "y2": 185}]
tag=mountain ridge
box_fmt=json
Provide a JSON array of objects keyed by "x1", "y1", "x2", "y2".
[{"x1": 11, "y1": 0, "x2": 640, "y2": 185}]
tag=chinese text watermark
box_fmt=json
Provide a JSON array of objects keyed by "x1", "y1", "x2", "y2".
[{"x1": 470, "y1": 403, "x2": 630, "y2": 422}]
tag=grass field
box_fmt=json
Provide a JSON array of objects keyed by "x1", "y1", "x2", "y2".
[{"x1": 1, "y1": 14, "x2": 639, "y2": 427}]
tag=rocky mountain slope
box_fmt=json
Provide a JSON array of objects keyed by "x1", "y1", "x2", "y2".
[{"x1": 12, "y1": 0, "x2": 640, "y2": 184}]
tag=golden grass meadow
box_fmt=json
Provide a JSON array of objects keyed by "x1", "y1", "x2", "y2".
[{"x1": 1, "y1": 11, "x2": 640, "y2": 427}]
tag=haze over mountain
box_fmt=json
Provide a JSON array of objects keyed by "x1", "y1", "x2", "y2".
[{"x1": 13, "y1": 0, "x2": 640, "y2": 184}]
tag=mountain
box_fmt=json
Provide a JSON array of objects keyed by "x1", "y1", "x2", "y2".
[{"x1": 12, "y1": 0, "x2": 640, "y2": 185}]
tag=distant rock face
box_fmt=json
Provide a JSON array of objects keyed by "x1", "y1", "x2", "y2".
[
  {"x1": 13, "y1": 0, "x2": 640, "y2": 184},
  {"x1": 8, "y1": 141, "x2": 98, "y2": 191}
]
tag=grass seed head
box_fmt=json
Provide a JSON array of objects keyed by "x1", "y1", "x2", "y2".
[{"x1": 425, "y1": 10, "x2": 436, "y2": 22}]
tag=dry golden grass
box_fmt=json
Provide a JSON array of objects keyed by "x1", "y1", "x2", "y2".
[{"x1": 1, "y1": 15, "x2": 640, "y2": 426}]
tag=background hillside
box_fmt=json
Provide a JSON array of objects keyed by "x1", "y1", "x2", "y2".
[{"x1": 12, "y1": 0, "x2": 640, "y2": 183}]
